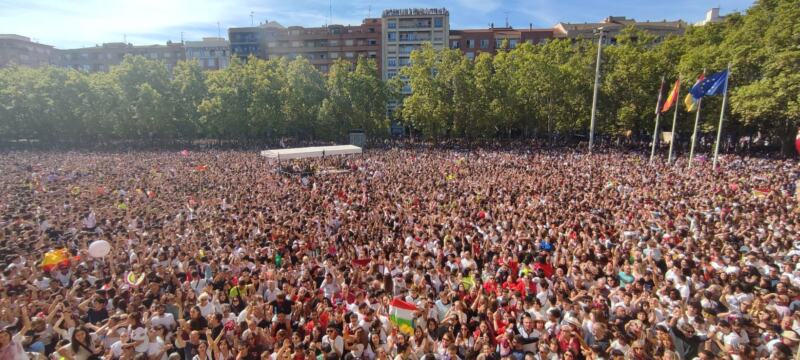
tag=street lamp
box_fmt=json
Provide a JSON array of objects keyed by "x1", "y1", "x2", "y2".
[{"x1": 588, "y1": 27, "x2": 606, "y2": 153}]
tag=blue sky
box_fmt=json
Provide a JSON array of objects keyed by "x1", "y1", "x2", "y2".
[{"x1": 0, "y1": 0, "x2": 754, "y2": 49}]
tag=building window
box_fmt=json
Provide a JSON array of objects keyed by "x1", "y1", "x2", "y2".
[
  {"x1": 165, "y1": 52, "x2": 172, "y2": 58},
  {"x1": 398, "y1": 58, "x2": 410, "y2": 66},
  {"x1": 466, "y1": 39, "x2": 475, "y2": 48},
  {"x1": 433, "y1": 31, "x2": 444, "y2": 41},
  {"x1": 267, "y1": 42, "x2": 277, "y2": 47},
  {"x1": 450, "y1": 40, "x2": 459, "y2": 48},
  {"x1": 387, "y1": 32, "x2": 396, "y2": 41},
  {"x1": 319, "y1": 65, "x2": 328, "y2": 72},
  {"x1": 345, "y1": 39, "x2": 354, "y2": 46},
  {"x1": 387, "y1": 71, "x2": 397, "y2": 79},
  {"x1": 509, "y1": 39, "x2": 519, "y2": 48},
  {"x1": 330, "y1": 52, "x2": 339, "y2": 59},
  {"x1": 330, "y1": 40, "x2": 339, "y2": 46},
  {"x1": 434, "y1": 17, "x2": 443, "y2": 28},
  {"x1": 368, "y1": 39, "x2": 377, "y2": 45},
  {"x1": 387, "y1": 58, "x2": 397, "y2": 67},
  {"x1": 480, "y1": 39, "x2": 489, "y2": 49},
  {"x1": 320, "y1": 53, "x2": 326, "y2": 59},
  {"x1": 368, "y1": 51, "x2": 376, "y2": 58},
  {"x1": 466, "y1": 52, "x2": 475, "y2": 60},
  {"x1": 292, "y1": 41, "x2": 302, "y2": 47},
  {"x1": 388, "y1": 22, "x2": 396, "y2": 29},
  {"x1": 345, "y1": 52, "x2": 354, "y2": 58}
]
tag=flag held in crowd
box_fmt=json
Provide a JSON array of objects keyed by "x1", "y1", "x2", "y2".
[
  {"x1": 389, "y1": 298, "x2": 417, "y2": 335},
  {"x1": 41, "y1": 249, "x2": 70, "y2": 271},
  {"x1": 660, "y1": 79, "x2": 680, "y2": 113}
]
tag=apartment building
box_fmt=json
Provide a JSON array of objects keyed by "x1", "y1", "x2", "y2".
[
  {"x1": 185, "y1": 37, "x2": 230, "y2": 70},
  {"x1": 229, "y1": 19, "x2": 381, "y2": 73},
  {"x1": 449, "y1": 26, "x2": 553, "y2": 59},
  {"x1": 554, "y1": 16, "x2": 686, "y2": 44},
  {"x1": 56, "y1": 41, "x2": 186, "y2": 72},
  {"x1": 0, "y1": 34, "x2": 55, "y2": 68},
  {"x1": 381, "y1": 8, "x2": 449, "y2": 85}
]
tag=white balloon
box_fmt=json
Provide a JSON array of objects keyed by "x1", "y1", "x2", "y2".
[{"x1": 88, "y1": 240, "x2": 111, "y2": 258}]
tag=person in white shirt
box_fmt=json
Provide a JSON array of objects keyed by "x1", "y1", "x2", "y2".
[
  {"x1": 320, "y1": 273, "x2": 340, "y2": 300},
  {"x1": 197, "y1": 294, "x2": 218, "y2": 317},
  {"x1": 127, "y1": 312, "x2": 149, "y2": 354},
  {"x1": 322, "y1": 326, "x2": 344, "y2": 357},
  {"x1": 150, "y1": 304, "x2": 176, "y2": 332}
]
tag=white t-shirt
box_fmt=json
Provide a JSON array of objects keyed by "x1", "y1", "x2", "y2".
[
  {"x1": 322, "y1": 335, "x2": 344, "y2": 356},
  {"x1": 147, "y1": 337, "x2": 168, "y2": 360},
  {"x1": 150, "y1": 313, "x2": 176, "y2": 331},
  {"x1": 129, "y1": 326, "x2": 149, "y2": 353},
  {"x1": 198, "y1": 301, "x2": 218, "y2": 317}
]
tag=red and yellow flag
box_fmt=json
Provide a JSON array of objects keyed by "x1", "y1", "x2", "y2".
[{"x1": 661, "y1": 79, "x2": 680, "y2": 113}]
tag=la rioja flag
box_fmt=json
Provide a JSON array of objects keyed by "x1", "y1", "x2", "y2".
[{"x1": 389, "y1": 298, "x2": 417, "y2": 335}]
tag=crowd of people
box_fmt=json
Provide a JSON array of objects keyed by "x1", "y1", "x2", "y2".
[{"x1": 0, "y1": 147, "x2": 798, "y2": 360}]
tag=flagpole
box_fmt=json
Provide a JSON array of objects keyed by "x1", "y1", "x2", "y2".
[
  {"x1": 667, "y1": 76, "x2": 681, "y2": 164},
  {"x1": 688, "y1": 68, "x2": 706, "y2": 169},
  {"x1": 712, "y1": 63, "x2": 731, "y2": 170},
  {"x1": 588, "y1": 27, "x2": 605, "y2": 153},
  {"x1": 650, "y1": 76, "x2": 665, "y2": 163}
]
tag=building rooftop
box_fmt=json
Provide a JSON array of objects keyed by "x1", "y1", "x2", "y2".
[
  {"x1": 382, "y1": 8, "x2": 449, "y2": 17},
  {"x1": 0, "y1": 34, "x2": 32, "y2": 41},
  {"x1": 555, "y1": 16, "x2": 686, "y2": 34},
  {"x1": 185, "y1": 37, "x2": 229, "y2": 47}
]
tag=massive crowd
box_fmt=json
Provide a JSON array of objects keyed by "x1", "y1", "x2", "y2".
[{"x1": 0, "y1": 147, "x2": 798, "y2": 360}]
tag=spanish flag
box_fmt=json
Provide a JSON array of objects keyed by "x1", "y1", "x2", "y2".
[
  {"x1": 661, "y1": 79, "x2": 680, "y2": 113},
  {"x1": 41, "y1": 249, "x2": 70, "y2": 271}
]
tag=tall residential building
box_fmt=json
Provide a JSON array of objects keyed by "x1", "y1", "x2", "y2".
[
  {"x1": 0, "y1": 34, "x2": 55, "y2": 68},
  {"x1": 185, "y1": 37, "x2": 230, "y2": 70},
  {"x1": 56, "y1": 41, "x2": 186, "y2": 72},
  {"x1": 381, "y1": 8, "x2": 450, "y2": 86},
  {"x1": 553, "y1": 16, "x2": 686, "y2": 44},
  {"x1": 695, "y1": 8, "x2": 727, "y2": 26},
  {"x1": 229, "y1": 21, "x2": 284, "y2": 60},
  {"x1": 449, "y1": 26, "x2": 553, "y2": 59},
  {"x1": 229, "y1": 19, "x2": 381, "y2": 73}
]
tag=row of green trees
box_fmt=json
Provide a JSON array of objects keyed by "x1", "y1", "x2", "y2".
[
  {"x1": 0, "y1": 55, "x2": 392, "y2": 145},
  {"x1": 0, "y1": 0, "x2": 796, "y2": 150},
  {"x1": 398, "y1": 0, "x2": 799, "y2": 151}
]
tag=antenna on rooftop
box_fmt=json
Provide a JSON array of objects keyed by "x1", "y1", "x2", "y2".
[
  {"x1": 217, "y1": 21, "x2": 221, "y2": 38},
  {"x1": 180, "y1": 31, "x2": 184, "y2": 44},
  {"x1": 368, "y1": 4, "x2": 371, "y2": 18},
  {"x1": 329, "y1": 0, "x2": 333, "y2": 26},
  {"x1": 250, "y1": 11, "x2": 254, "y2": 26},
  {"x1": 505, "y1": 11, "x2": 510, "y2": 28}
]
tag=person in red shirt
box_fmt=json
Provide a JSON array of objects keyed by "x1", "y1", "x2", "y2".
[
  {"x1": 502, "y1": 272, "x2": 526, "y2": 297},
  {"x1": 483, "y1": 274, "x2": 500, "y2": 296},
  {"x1": 532, "y1": 255, "x2": 554, "y2": 278}
]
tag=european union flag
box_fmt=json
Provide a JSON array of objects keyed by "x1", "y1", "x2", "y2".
[{"x1": 689, "y1": 70, "x2": 728, "y2": 98}]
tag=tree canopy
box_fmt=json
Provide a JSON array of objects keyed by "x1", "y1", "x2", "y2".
[{"x1": 0, "y1": 0, "x2": 796, "y2": 151}]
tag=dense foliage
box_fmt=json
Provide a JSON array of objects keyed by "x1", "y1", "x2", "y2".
[
  {"x1": 0, "y1": 0, "x2": 796, "y2": 150},
  {"x1": 0, "y1": 56, "x2": 391, "y2": 145},
  {"x1": 399, "y1": 0, "x2": 798, "y2": 152}
]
